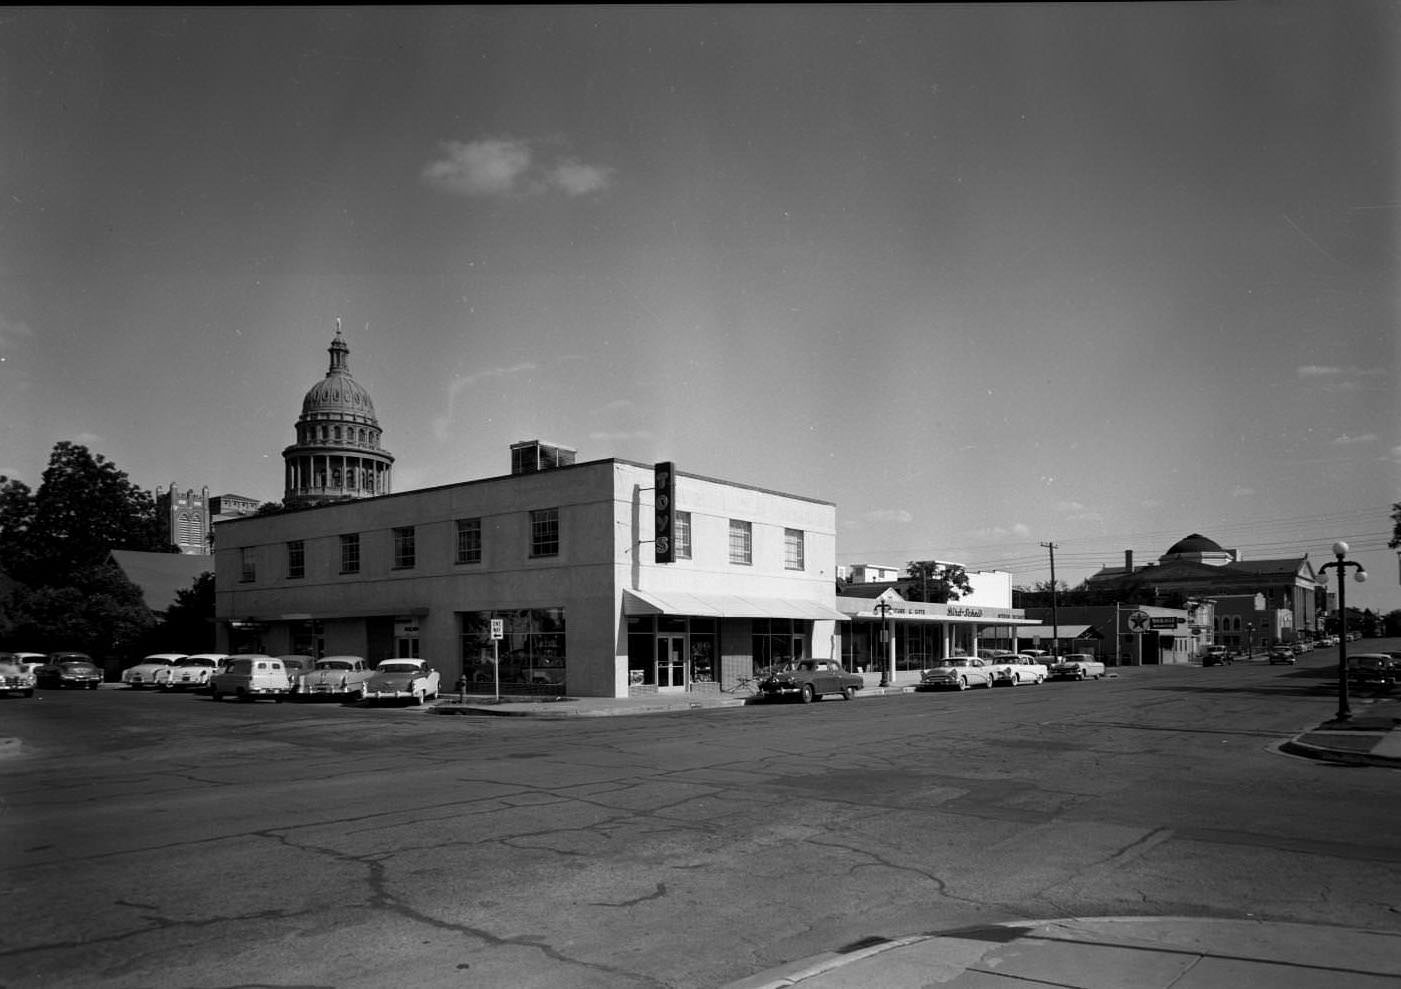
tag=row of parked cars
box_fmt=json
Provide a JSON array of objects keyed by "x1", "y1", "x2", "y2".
[
  {"x1": 754, "y1": 651, "x2": 1108, "y2": 702},
  {"x1": 0, "y1": 651, "x2": 443, "y2": 705},
  {"x1": 916, "y1": 651, "x2": 1107, "y2": 690}
]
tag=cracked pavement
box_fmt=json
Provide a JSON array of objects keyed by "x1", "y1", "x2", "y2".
[{"x1": 2, "y1": 660, "x2": 1399, "y2": 987}]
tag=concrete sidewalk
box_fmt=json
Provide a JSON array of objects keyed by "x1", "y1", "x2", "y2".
[
  {"x1": 1279, "y1": 698, "x2": 1401, "y2": 768},
  {"x1": 718, "y1": 916, "x2": 1401, "y2": 989}
]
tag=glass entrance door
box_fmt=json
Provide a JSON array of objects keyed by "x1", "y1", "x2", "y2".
[{"x1": 656, "y1": 634, "x2": 686, "y2": 692}]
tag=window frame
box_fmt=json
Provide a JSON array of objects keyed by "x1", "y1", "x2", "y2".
[
  {"x1": 784, "y1": 528, "x2": 805, "y2": 571},
  {"x1": 339, "y1": 533, "x2": 361, "y2": 574},
  {"x1": 729, "y1": 519, "x2": 753, "y2": 566},
  {"x1": 239, "y1": 547, "x2": 256, "y2": 583},
  {"x1": 529, "y1": 508, "x2": 560, "y2": 558},
  {"x1": 455, "y1": 517, "x2": 483, "y2": 565},
  {"x1": 392, "y1": 525, "x2": 416, "y2": 570},
  {"x1": 286, "y1": 540, "x2": 305, "y2": 580},
  {"x1": 674, "y1": 510, "x2": 692, "y2": 560}
]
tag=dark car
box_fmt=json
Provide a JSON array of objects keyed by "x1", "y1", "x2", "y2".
[
  {"x1": 758, "y1": 659, "x2": 862, "y2": 703},
  {"x1": 36, "y1": 653, "x2": 103, "y2": 690},
  {"x1": 1267, "y1": 646, "x2": 1295, "y2": 665},
  {"x1": 1346, "y1": 654, "x2": 1398, "y2": 691}
]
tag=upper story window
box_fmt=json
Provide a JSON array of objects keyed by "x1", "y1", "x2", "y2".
[
  {"x1": 392, "y1": 526, "x2": 415, "y2": 569},
  {"x1": 340, "y1": 533, "x2": 360, "y2": 574},
  {"x1": 784, "y1": 528, "x2": 805, "y2": 571},
  {"x1": 286, "y1": 540, "x2": 305, "y2": 579},
  {"x1": 729, "y1": 519, "x2": 752, "y2": 566},
  {"x1": 530, "y1": 508, "x2": 560, "y2": 558},
  {"x1": 675, "y1": 511, "x2": 693, "y2": 560},
  {"x1": 456, "y1": 518, "x2": 482, "y2": 564},
  {"x1": 239, "y1": 547, "x2": 256, "y2": 583}
]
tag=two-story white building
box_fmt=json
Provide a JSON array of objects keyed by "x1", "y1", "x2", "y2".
[{"x1": 214, "y1": 447, "x2": 844, "y2": 698}]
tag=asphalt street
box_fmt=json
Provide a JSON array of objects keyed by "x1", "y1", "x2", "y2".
[{"x1": 1, "y1": 647, "x2": 1398, "y2": 988}]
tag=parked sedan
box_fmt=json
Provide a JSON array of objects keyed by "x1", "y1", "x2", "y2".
[
  {"x1": 983, "y1": 654, "x2": 1046, "y2": 686},
  {"x1": 121, "y1": 653, "x2": 187, "y2": 689},
  {"x1": 0, "y1": 657, "x2": 36, "y2": 698},
  {"x1": 917, "y1": 656, "x2": 993, "y2": 691},
  {"x1": 162, "y1": 653, "x2": 230, "y2": 691},
  {"x1": 1048, "y1": 654, "x2": 1106, "y2": 681},
  {"x1": 758, "y1": 659, "x2": 862, "y2": 702},
  {"x1": 363, "y1": 659, "x2": 442, "y2": 705},
  {"x1": 35, "y1": 654, "x2": 103, "y2": 690},
  {"x1": 293, "y1": 656, "x2": 375, "y2": 700}
]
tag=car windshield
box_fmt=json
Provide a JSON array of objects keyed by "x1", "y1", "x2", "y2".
[
  {"x1": 377, "y1": 663, "x2": 420, "y2": 674},
  {"x1": 61, "y1": 662, "x2": 96, "y2": 671},
  {"x1": 943, "y1": 658, "x2": 971, "y2": 667},
  {"x1": 1350, "y1": 657, "x2": 1387, "y2": 670},
  {"x1": 316, "y1": 661, "x2": 353, "y2": 670},
  {"x1": 179, "y1": 659, "x2": 216, "y2": 667}
]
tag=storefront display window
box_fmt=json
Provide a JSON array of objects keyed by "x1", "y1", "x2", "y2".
[{"x1": 459, "y1": 607, "x2": 566, "y2": 693}]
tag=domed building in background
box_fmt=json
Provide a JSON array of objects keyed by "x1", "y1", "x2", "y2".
[{"x1": 282, "y1": 323, "x2": 394, "y2": 508}]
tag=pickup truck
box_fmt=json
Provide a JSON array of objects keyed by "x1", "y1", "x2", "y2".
[{"x1": 758, "y1": 659, "x2": 862, "y2": 703}]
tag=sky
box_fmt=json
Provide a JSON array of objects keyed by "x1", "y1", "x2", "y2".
[{"x1": 1, "y1": 4, "x2": 1398, "y2": 611}]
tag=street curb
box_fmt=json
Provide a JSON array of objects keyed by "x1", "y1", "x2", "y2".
[{"x1": 1279, "y1": 738, "x2": 1401, "y2": 768}]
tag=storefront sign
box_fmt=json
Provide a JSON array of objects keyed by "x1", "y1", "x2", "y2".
[
  {"x1": 1150, "y1": 616, "x2": 1180, "y2": 629},
  {"x1": 654, "y1": 462, "x2": 675, "y2": 563}
]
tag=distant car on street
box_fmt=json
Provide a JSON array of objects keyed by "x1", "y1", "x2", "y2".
[
  {"x1": 1268, "y1": 646, "x2": 1295, "y2": 665},
  {"x1": 917, "y1": 656, "x2": 993, "y2": 691},
  {"x1": 1049, "y1": 654, "x2": 1106, "y2": 681},
  {"x1": 1346, "y1": 654, "x2": 1399, "y2": 692},
  {"x1": 1203, "y1": 645, "x2": 1232, "y2": 667},
  {"x1": 758, "y1": 659, "x2": 862, "y2": 702}
]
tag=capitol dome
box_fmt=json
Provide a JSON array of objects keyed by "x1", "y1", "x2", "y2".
[
  {"x1": 281, "y1": 324, "x2": 394, "y2": 508},
  {"x1": 1160, "y1": 533, "x2": 1234, "y2": 567}
]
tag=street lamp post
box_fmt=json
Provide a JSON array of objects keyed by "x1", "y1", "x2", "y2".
[
  {"x1": 1246, "y1": 622, "x2": 1255, "y2": 659},
  {"x1": 874, "y1": 599, "x2": 894, "y2": 688},
  {"x1": 1318, "y1": 541, "x2": 1367, "y2": 722}
]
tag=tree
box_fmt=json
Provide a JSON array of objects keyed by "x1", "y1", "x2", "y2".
[
  {"x1": 162, "y1": 572, "x2": 216, "y2": 652},
  {"x1": 901, "y1": 561, "x2": 973, "y2": 603},
  {"x1": 0, "y1": 442, "x2": 174, "y2": 583},
  {"x1": 1, "y1": 562, "x2": 155, "y2": 656}
]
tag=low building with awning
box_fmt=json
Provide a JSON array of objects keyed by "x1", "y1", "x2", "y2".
[{"x1": 216, "y1": 448, "x2": 843, "y2": 698}]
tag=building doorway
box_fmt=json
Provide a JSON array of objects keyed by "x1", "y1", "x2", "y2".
[{"x1": 656, "y1": 634, "x2": 687, "y2": 692}]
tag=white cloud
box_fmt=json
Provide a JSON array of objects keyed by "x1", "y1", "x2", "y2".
[
  {"x1": 1297, "y1": 365, "x2": 1342, "y2": 377},
  {"x1": 967, "y1": 523, "x2": 1031, "y2": 540},
  {"x1": 863, "y1": 508, "x2": 913, "y2": 524},
  {"x1": 1054, "y1": 501, "x2": 1086, "y2": 513},
  {"x1": 423, "y1": 137, "x2": 612, "y2": 198},
  {"x1": 1331, "y1": 433, "x2": 1377, "y2": 445},
  {"x1": 588, "y1": 430, "x2": 653, "y2": 441},
  {"x1": 1231, "y1": 485, "x2": 1255, "y2": 498},
  {"x1": 432, "y1": 363, "x2": 539, "y2": 440},
  {"x1": 550, "y1": 159, "x2": 613, "y2": 196}
]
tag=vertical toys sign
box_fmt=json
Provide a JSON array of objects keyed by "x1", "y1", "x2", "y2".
[{"x1": 654, "y1": 462, "x2": 675, "y2": 563}]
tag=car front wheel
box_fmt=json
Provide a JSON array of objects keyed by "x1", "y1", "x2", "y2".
[
  {"x1": 800, "y1": 684, "x2": 814, "y2": 703},
  {"x1": 842, "y1": 685, "x2": 856, "y2": 700}
]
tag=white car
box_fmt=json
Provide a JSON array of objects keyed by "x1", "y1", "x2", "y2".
[
  {"x1": 984, "y1": 654, "x2": 1047, "y2": 686},
  {"x1": 122, "y1": 653, "x2": 187, "y2": 689},
  {"x1": 162, "y1": 653, "x2": 230, "y2": 691},
  {"x1": 1049, "y1": 654, "x2": 1107, "y2": 681},
  {"x1": 363, "y1": 659, "x2": 441, "y2": 705},
  {"x1": 294, "y1": 656, "x2": 375, "y2": 700},
  {"x1": 917, "y1": 656, "x2": 993, "y2": 691},
  {"x1": 209, "y1": 655, "x2": 291, "y2": 702}
]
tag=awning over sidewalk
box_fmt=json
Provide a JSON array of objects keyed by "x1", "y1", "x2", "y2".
[{"x1": 623, "y1": 589, "x2": 848, "y2": 621}]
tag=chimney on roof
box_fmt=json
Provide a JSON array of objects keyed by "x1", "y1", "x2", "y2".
[{"x1": 1125, "y1": 550, "x2": 1134, "y2": 573}]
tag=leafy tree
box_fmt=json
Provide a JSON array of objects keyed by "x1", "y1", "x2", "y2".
[
  {"x1": 0, "y1": 442, "x2": 174, "y2": 583},
  {"x1": 1, "y1": 562, "x2": 155, "y2": 656},
  {"x1": 162, "y1": 572, "x2": 216, "y2": 651},
  {"x1": 901, "y1": 561, "x2": 972, "y2": 603}
]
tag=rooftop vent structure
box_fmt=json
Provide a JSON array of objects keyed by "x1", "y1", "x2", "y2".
[{"x1": 510, "y1": 440, "x2": 577, "y2": 475}]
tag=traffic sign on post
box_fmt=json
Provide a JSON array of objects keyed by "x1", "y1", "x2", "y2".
[{"x1": 490, "y1": 619, "x2": 504, "y2": 640}]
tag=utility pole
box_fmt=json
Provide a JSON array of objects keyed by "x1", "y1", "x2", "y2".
[{"x1": 1041, "y1": 541, "x2": 1060, "y2": 656}]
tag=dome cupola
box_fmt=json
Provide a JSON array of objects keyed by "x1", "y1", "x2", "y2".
[{"x1": 281, "y1": 321, "x2": 395, "y2": 508}]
